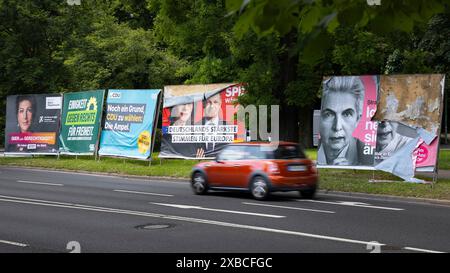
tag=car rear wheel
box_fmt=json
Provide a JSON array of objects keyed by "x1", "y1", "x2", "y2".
[
  {"x1": 250, "y1": 176, "x2": 270, "y2": 200},
  {"x1": 191, "y1": 172, "x2": 208, "y2": 195},
  {"x1": 299, "y1": 186, "x2": 316, "y2": 199}
]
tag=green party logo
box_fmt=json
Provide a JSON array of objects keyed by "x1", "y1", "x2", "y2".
[{"x1": 65, "y1": 97, "x2": 98, "y2": 125}]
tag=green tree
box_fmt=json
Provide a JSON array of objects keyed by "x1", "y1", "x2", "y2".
[
  {"x1": 64, "y1": 15, "x2": 185, "y2": 90},
  {"x1": 226, "y1": 0, "x2": 449, "y2": 62},
  {"x1": 0, "y1": 0, "x2": 76, "y2": 143},
  {"x1": 223, "y1": 0, "x2": 449, "y2": 145},
  {"x1": 1, "y1": 0, "x2": 448, "y2": 148},
  {"x1": 150, "y1": 0, "x2": 238, "y2": 83}
]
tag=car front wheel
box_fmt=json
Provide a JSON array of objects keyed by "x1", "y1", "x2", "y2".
[
  {"x1": 250, "y1": 176, "x2": 270, "y2": 200},
  {"x1": 191, "y1": 172, "x2": 208, "y2": 195}
]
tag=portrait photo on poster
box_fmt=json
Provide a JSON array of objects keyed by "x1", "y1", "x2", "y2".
[
  {"x1": 197, "y1": 92, "x2": 231, "y2": 158},
  {"x1": 160, "y1": 83, "x2": 244, "y2": 159},
  {"x1": 5, "y1": 94, "x2": 61, "y2": 154},
  {"x1": 374, "y1": 121, "x2": 416, "y2": 164},
  {"x1": 160, "y1": 98, "x2": 201, "y2": 158},
  {"x1": 15, "y1": 95, "x2": 37, "y2": 134},
  {"x1": 317, "y1": 76, "x2": 372, "y2": 166}
]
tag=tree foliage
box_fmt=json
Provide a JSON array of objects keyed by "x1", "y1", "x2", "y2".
[
  {"x1": 0, "y1": 0, "x2": 449, "y2": 146},
  {"x1": 226, "y1": 0, "x2": 450, "y2": 63}
]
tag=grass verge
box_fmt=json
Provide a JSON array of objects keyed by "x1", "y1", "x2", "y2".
[
  {"x1": 1, "y1": 150, "x2": 450, "y2": 200},
  {"x1": 0, "y1": 153, "x2": 194, "y2": 178}
]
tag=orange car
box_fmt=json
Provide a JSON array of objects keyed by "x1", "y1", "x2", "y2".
[{"x1": 191, "y1": 142, "x2": 318, "y2": 200}]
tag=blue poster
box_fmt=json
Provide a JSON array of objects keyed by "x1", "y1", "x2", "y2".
[{"x1": 98, "y1": 89, "x2": 161, "y2": 159}]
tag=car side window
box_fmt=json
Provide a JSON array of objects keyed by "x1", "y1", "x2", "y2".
[
  {"x1": 218, "y1": 145, "x2": 246, "y2": 161},
  {"x1": 244, "y1": 146, "x2": 267, "y2": 159}
]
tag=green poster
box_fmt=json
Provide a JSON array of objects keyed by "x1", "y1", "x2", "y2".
[{"x1": 59, "y1": 90, "x2": 105, "y2": 154}]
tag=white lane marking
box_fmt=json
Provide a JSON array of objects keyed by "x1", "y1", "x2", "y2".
[
  {"x1": 114, "y1": 190, "x2": 173, "y2": 197},
  {"x1": 0, "y1": 194, "x2": 75, "y2": 205},
  {"x1": 243, "y1": 202, "x2": 335, "y2": 214},
  {"x1": 0, "y1": 240, "x2": 28, "y2": 247},
  {"x1": 297, "y1": 199, "x2": 404, "y2": 211},
  {"x1": 16, "y1": 180, "x2": 64, "y2": 187},
  {"x1": 1, "y1": 194, "x2": 444, "y2": 252},
  {"x1": 150, "y1": 202, "x2": 285, "y2": 218},
  {"x1": 403, "y1": 247, "x2": 445, "y2": 253},
  {"x1": 0, "y1": 195, "x2": 382, "y2": 247},
  {"x1": 0, "y1": 195, "x2": 439, "y2": 252}
]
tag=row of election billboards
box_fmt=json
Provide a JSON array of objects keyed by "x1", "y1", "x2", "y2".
[
  {"x1": 5, "y1": 89, "x2": 161, "y2": 159},
  {"x1": 4, "y1": 83, "x2": 246, "y2": 160},
  {"x1": 4, "y1": 75, "x2": 445, "y2": 181}
]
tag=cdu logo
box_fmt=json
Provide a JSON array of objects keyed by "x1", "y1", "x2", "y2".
[{"x1": 108, "y1": 91, "x2": 121, "y2": 99}]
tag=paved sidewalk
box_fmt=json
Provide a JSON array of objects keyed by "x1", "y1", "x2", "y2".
[{"x1": 416, "y1": 169, "x2": 450, "y2": 180}]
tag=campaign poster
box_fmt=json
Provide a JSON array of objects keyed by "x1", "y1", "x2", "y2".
[
  {"x1": 98, "y1": 89, "x2": 161, "y2": 160},
  {"x1": 317, "y1": 74, "x2": 444, "y2": 181},
  {"x1": 374, "y1": 74, "x2": 445, "y2": 172},
  {"x1": 318, "y1": 76, "x2": 378, "y2": 167},
  {"x1": 59, "y1": 90, "x2": 105, "y2": 155},
  {"x1": 160, "y1": 83, "x2": 246, "y2": 159},
  {"x1": 4, "y1": 94, "x2": 62, "y2": 154}
]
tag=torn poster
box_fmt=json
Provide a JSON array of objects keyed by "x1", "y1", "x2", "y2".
[
  {"x1": 373, "y1": 74, "x2": 444, "y2": 135},
  {"x1": 373, "y1": 74, "x2": 445, "y2": 173}
]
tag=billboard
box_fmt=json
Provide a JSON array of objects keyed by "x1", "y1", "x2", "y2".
[
  {"x1": 159, "y1": 83, "x2": 246, "y2": 159},
  {"x1": 317, "y1": 74, "x2": 445, "y2": 182},
  {"x1": 373, "y1": 74, "x2": 445, "y2": 173},
  {"x1": 59, "y1": 90, "x2": 105, "y2": 155},
  {"x1": 98, "y1": 89, "x2": 161, "y2": 160},
  {"x1": 318, "y1": 76, "x2": 378, "y2": 167},
  {"x1": 4, "y1": 94, "x2": 62, "y2": 154}
]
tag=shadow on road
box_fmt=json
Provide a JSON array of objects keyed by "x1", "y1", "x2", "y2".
[{"x1": 203, "y1": 190, "x2": 304, "y2": 202}]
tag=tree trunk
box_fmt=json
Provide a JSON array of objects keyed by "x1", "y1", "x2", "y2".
[
  {"x1": 276, "y1": 31, "x2": 300, "y2": 143},
  {"x1": 278, "y1": 104, "x2": 299, "y2": 142},
  {"x1": 298, "y1": 106, "x2": 313, "y2": 148}
]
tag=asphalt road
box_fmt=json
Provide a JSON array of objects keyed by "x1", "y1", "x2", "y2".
[{"x1": 0, "y1": 166, "x2": 449, "y2": 253}]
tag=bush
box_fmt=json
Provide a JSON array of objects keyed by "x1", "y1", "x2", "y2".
[{"x1": 153, "y1": 128, "x2": 162, "y2": 152}]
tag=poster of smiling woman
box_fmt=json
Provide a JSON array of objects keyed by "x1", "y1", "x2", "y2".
[{"x1": 4, "y1": 94, "x2": 62, "y2": 154}]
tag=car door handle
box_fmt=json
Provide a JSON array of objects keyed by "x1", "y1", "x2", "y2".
[{"x1": 232, "y1": 164, "x2": 241, "y2": 167}]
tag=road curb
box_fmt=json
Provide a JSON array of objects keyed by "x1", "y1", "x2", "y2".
[
  {"x1": 2, "y1": 164, "x2": 450, "y2": 206},
  {"x1": 318, "y1": 189, "x2": 450, "y2": 206},
  {"x1": 0, "y1": 165, "x2": 190, "y2": 183}
]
